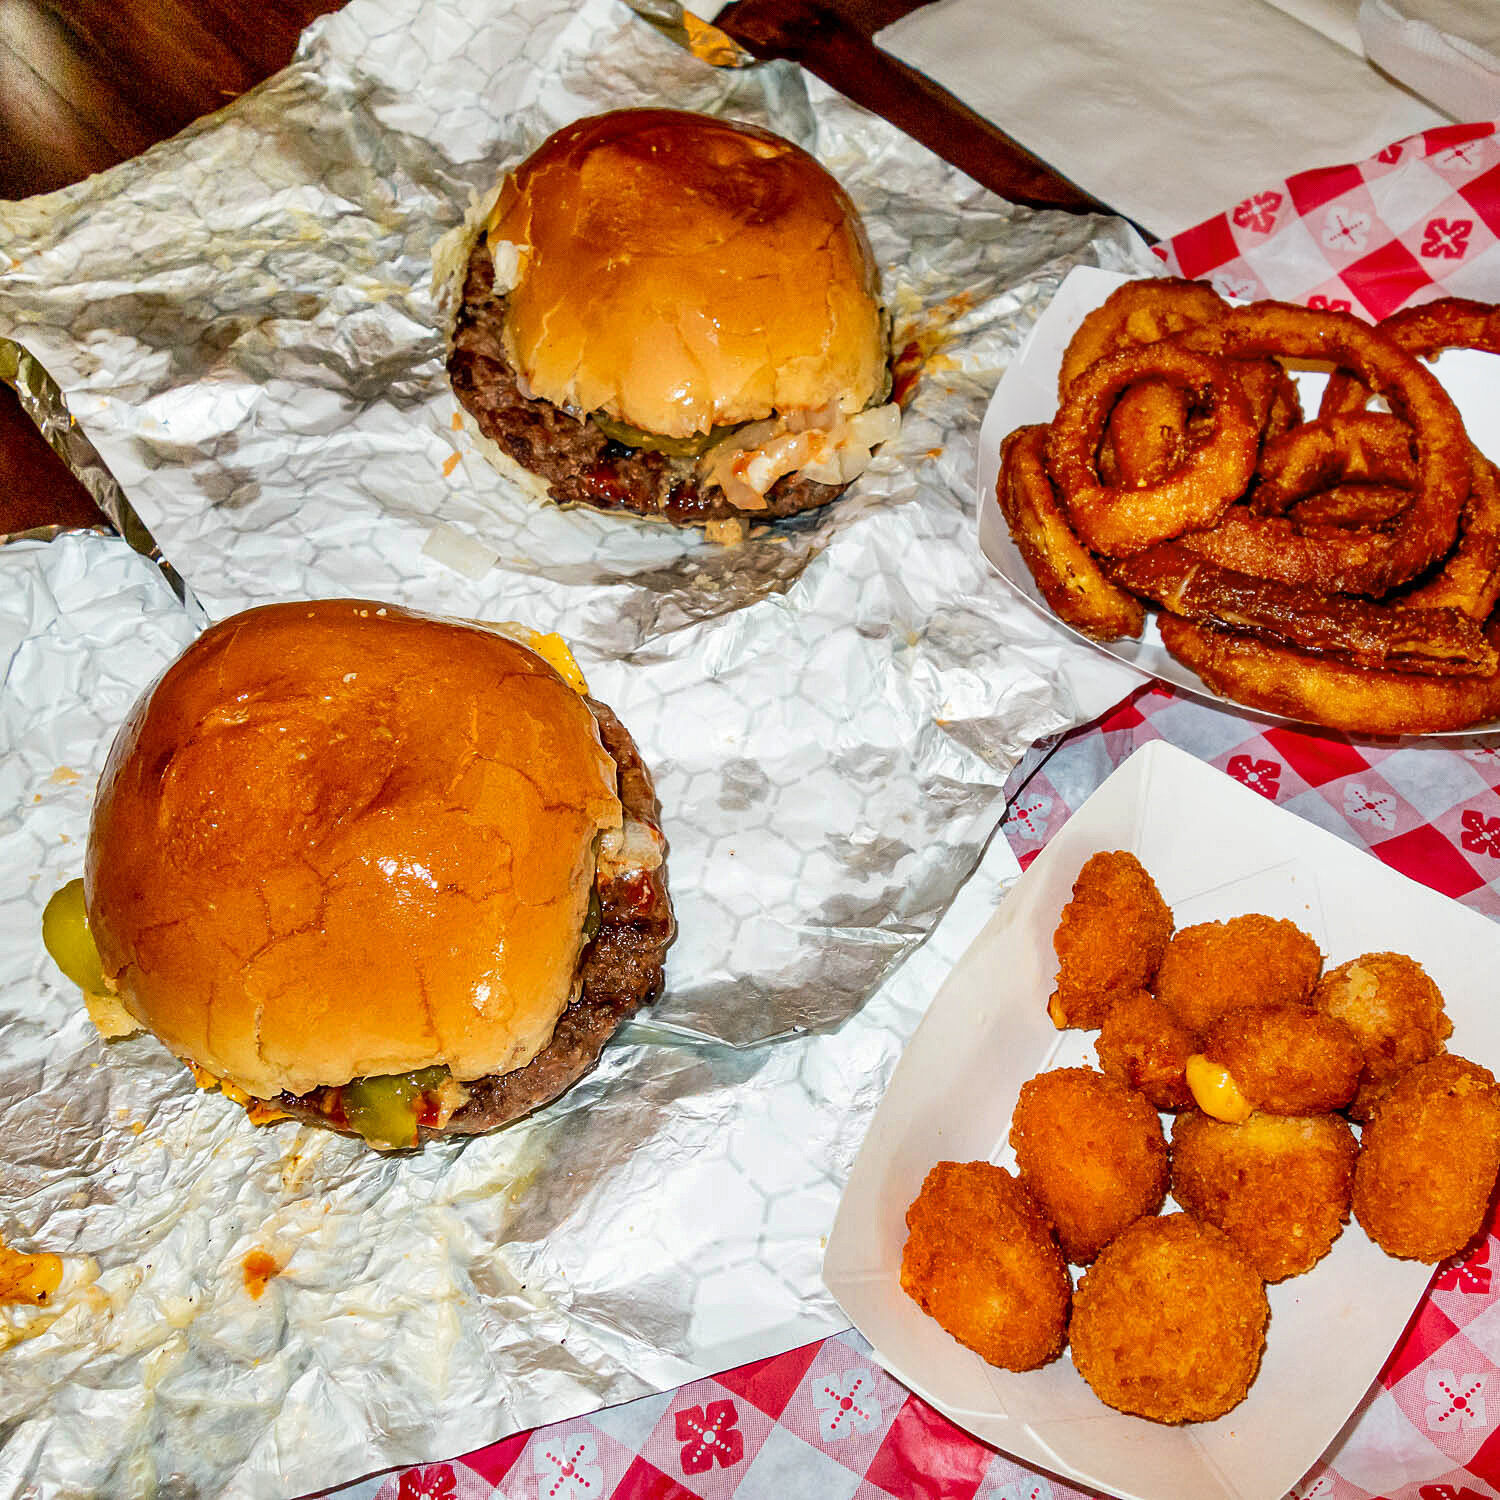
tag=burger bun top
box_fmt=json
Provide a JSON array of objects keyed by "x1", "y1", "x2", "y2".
[
  {"x1": 486, "y1": 108, "x2": 887, "y2": 440},
  {"x1": 84, "y1": 600, "x2": 623, "y2": 1101}
]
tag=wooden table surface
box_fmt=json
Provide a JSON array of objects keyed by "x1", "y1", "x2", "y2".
[{"x1": 0, "y1": 0, "x2": 1097, "y2": 537}]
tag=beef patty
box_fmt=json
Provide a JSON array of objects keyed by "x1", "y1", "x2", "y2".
[
  {"x1": 448, "y1": 238, "x2": 850, "y2": 526},
  {"x1": 274, "y1": 695, "x2": 675, "y2": 1138}
]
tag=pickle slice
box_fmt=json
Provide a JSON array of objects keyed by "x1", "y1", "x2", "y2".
[
  {"x1": 341, "y1": 1066, "x2": 448, "y2": 1149},
  {"x1": 42, "y1": 878, "x2": 108, "y2": 995},
  {"x1": 592, "y1": 413, "x2": 732, "y2": 459}
]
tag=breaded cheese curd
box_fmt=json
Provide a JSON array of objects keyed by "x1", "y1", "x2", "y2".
[
  {"x1": 1070, "y1": 1214, "x2": 1269, "y2": 1424},
  {"x1": 1010, "y1": 1067, "x2": 1168, "y2": 1264},
  {"x1": 1353, "y1": 1055, "x2": 1500, "y2": 1262},
  {"x1": 1095, "y1": 988, "x2": 1197, "y2": 1112},
  {"x1": 1190, "y1": 1002, "x2": 1362, "y2": 1120},
  {"x1": 1155, "y1": 915, "x2": 1323, "y2": 1036},
  {"x1": 1171, "y1": 1111, "x2": 1357, "y2": 1281},
  {"x1": 1313, "y1": 952, "x2": 1452, "y2": 1120},
  {"x1": 900, "y1": 1161, "x2": 1071, "y2": 1370},
  {"x1": 1049, "y1": 851, "x2": 1173, "y2": 1030}
]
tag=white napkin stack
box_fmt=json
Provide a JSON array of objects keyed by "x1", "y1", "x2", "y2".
[
  {"x1": 874, "y1": 0, "x2": 1486, "y2": 235},
  {"x1": 1361, "y1": 0, "x2": 1500, "y2": 121}
]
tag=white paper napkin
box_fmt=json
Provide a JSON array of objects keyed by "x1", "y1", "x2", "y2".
[
  {"x1": 1361, "y1": 0, "x2": 1500, "y2": 120},
  {"x1": 875, "y1": 0, "x2": 1444, "y2": 235}
]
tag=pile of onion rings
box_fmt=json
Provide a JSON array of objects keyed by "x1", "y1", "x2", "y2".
[{"x1": 997, "y1": 279, "x2": 1500, "y2": 735}]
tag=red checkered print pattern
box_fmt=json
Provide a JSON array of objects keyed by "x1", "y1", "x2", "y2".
[
  {"x1": 362, "y1": 1333, "x2": 1077, "y2": 1500},
  {"x1": 1156, "y1": 122, "x2": 1500, "y2": 318},
  {"x1": 346, "y1": 127, "x2": 1500, "y2": 1500}
]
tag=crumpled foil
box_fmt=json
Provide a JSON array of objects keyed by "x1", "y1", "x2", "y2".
[
  {"x1": 0, "y1": 0, "x2": 1154, "y2": 1493},
  {"x1": 0, "y1": 338, "x2": 197, "y2": 614}
]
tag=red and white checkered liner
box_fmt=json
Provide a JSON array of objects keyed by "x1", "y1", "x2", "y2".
[
  {"x1": 1156, "y1": 121, "x2": 1500, "y2": 318},
  {"x1": 348, "y1": 125, "x2": 1500, "y2": 1500}
]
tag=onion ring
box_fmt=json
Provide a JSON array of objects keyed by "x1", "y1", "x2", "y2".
[
  {"x1": 1099, "y1": 380, "x2": 1192, "y2": 489},
  {"x1": 1058, "y1": 277, "x2": 1229, "y2": 398},
  {"x1": 1402, "y1": 448, "x2": 1500, "y2": 620},
  {"x1": 1160, "y1": 614, "x2": 1500, "y2": 736},
  {"x1": 1250, "y1": 413, "x2": 1416, "y2": 516},
  {"x1": 997, "y1": 424, "x2": 1145, "y2": 641},
  {"x1": 1047, "y1": 343, "x2": 1259, "y2": 556},
  {"x1": 1228, "y1": 357, "x2": 1305, "y2": 445},
  {"x1": 1253, "y1": 359, "x2": 1304, "y2": 443},
  {"x1": 1321, "y1": 297, "x2": 1500, "y2": 417},
  {"x1": 1058, "y1": 280, "x2": 1297, "y2": 494},
  {"x1": 1173, "y1": 303, "x2": 1470, "y2": 595},
  {"x1": 1100, "y1": 363, "x2": 1298, "y2": 492},
  {"x1": 1289, "y1": 485, "x2": 1411, "y2": 529},
  {"x1": 1061, "y1": 280, "x2": 1230, "y2": 492},
  {"x1": 1111, "y1": 541, "x2": 1496, "y2": 674}
]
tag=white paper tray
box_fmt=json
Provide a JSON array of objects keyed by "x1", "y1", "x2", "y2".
[
  {"x1": 974, "y1": 264, "x2": 1500, "y2": 736},
  {"x1": 823, "y1": 739, "x2": 1500, "y2": 1500}
]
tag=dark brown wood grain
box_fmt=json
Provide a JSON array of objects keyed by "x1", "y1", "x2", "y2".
[
  {"x1": 0, "y1": 382, "x2": 110, "y2": 535},
  {"x1": 717, "y1": 0, "x2": 1106, "y2": 214},
  {"x1": 0, "y1": 0, "x2": 343, "y2": 200}
]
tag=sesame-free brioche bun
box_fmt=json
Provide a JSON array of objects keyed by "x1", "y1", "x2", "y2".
[
  {"x1": 486, "y1": 108, "x2": 886, "y2": 440},
  {"x1": 84, "y1": 600, "x2": 623, "y2": 1102}
]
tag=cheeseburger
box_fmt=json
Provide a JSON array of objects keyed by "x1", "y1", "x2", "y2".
[
  {"x1": 46, "y1": 600, "x2": 674, "y2": 1149},
  {"x1": 444, "y1": 108, "x2": 900, "y2": 532}
]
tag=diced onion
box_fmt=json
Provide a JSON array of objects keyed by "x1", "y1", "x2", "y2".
[
  {"x1": 700, "y1": 402, "x2": 900, "y2": 512},
  {"x1": 422, "y1": 523, "x2": 499, "y2": 580},
  {"x1": 598, "y1": 815, "x2": 665, "y2": 877},
  {"x1": 487, "y1": 238, "x2": 526, "y2": 294},
  {"x1": 85, "y1": 989, "x2": 142, "y2": 1041},
  {"x1": 848, "y1": 403, "x2": 902, "y2": 447}
]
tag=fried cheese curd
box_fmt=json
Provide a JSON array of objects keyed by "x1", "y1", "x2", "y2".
[
  {"x1": 1094, "y1": 988, "x2": 1196, "y2": 1111},
  {"x1": 1010, "y1": 1067, "x2": 1169, "y2": 1264},
  {"x1": 1171, "y1": 1111, "x2": 1358, "y2": 1282},
  {"x1": 1050, "y1": 851, "x2": 1174, "y2": 1030},
  {"x1": 1154, "y1": 915, "x2": 1322, "y2": 1037},
  {"x1": 1191, "y1": 1002, "x2": 1363, "y2": 1120},
  {"x1": 1313, "y1": 952, "x2": 1453, "y2": 1121},
  {"x1": 1070, "y1": 1213, "x2": 1269, "y2": 1424},
  {"x1": 1352, "y1": 1055, "x2": 1500, "y2": 1262},
  {"x1": 900, "y1": 1161, "x2": 1070, "y2": 1371}
]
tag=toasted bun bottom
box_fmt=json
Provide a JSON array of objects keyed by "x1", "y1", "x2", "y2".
[
  {"x1": 85, "y1": 600, "x2": 623, "y2": 1100},
  {"x1": 487, "y1": 108, "x2": 886, "y2": 439}
]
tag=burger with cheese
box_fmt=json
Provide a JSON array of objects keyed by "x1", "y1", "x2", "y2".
[
  {"x1": 44, "y1": 599, "x2": 674, "y2": 1149},
  {"x1": 442, "y1": 108, "x2": 900, "y2": 536}
]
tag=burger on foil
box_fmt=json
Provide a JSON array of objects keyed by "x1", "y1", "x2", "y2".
[
  {"x1": 43, "y1": 600, "x2": 674, "y2": 1149},
  {"x1": 440, "y1": 108, "x2": 900, "y2": 539}
]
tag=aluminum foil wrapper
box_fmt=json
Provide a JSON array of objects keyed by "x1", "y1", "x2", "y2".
[
  {"x1": 0, "y1": 0, "x2": 1153, "y2": 1492},
  {"x1": 0, "y1": 338, "x2": 196, "y2": 612}
]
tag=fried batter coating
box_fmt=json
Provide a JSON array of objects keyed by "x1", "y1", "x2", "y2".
[
  {"x1": 1353, "y1": 1055, "x2": 1500, "y2": 1262},
  {"x1": 900, "y1": 1161, "x2": 1071, "y2": 1370},
  {"x1": 1057, "y1": 277, "x2": 1228, "y2": 396},
  {"x1": 1312, "y1": 952, "x2": 1452, "y2": 1121},
  {"x1": 1198, "y1": 1002, "x2": 1363, "y2": 1116},
  {"x1": 1070, "y1": 1214, "x2": 1269, "y2": 1423},
  {"x1": 1095, "y1": 988, "x2": 1197, "y2": 1111},
  {"x1": 998, "y1": 425, "x2": 1146, "y2": 642},
  {"x1": 1010, "y1": 1067, "x2": 1169, "y2": 1264},
  {"x1": 1050, "y1": 851, "x2": 1174, "y2": 1030},
  {"x1": 1171, "y1": 1111, "x2": 1357, "y2": 1281},
  {"x1": 1154, "y1": 915, "x2": 1322, "y2": 1036}
]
